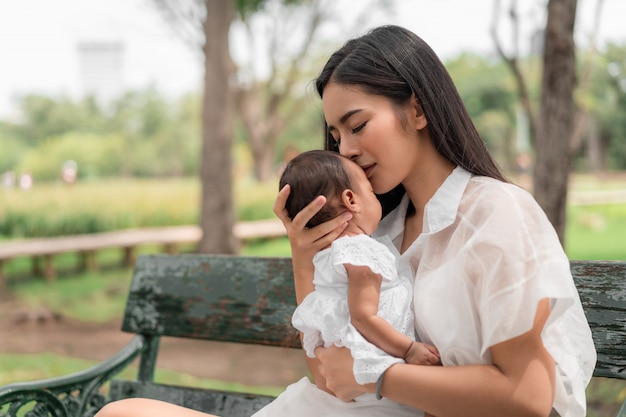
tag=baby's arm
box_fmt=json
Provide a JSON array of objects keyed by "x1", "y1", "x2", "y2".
[{"x1": 345, "y1": 264, "x2": 439, "y2": 365}]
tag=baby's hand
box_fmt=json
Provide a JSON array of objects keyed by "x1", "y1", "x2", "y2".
[{"x1": 404, "y1": 341, "x2": 440, "y2": 366}]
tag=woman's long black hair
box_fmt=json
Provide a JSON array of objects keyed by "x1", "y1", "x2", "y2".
[{"x1": 315, "y1": 25, "x2": 506, "y2": 216}]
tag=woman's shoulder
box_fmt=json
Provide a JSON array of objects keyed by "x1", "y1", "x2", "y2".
[
  {"x1": 460, "y1": 176, "x2": 552, "y2": 233},
  {"x1": 464, "y1": 176, "x2": 540, "y2": 213}
]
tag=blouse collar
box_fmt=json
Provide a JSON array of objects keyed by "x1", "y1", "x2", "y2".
[{"x1": 373, "y1": 166, "x2": 471, "y2": 242}]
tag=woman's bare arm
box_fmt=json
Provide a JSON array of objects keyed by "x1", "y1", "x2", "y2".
[{"x1": 318, "y1": 299, "x2": 555, "y2": 417}]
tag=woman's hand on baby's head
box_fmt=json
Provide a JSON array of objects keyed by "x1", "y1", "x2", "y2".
[
  {"x1": 274, "y1": 185, "x2": 352, "y2": 256},
  {"x1": 404, "y1": 341, "x2": 441, "y2": 366}
]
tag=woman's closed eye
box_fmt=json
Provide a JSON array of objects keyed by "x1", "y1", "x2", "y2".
[{"x1": 351, "y1": 122, "x2": 367, "y2": 134}]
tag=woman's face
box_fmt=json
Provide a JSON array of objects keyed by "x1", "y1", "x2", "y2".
[{"x1": 322, "y1": 82, "x2": 425, "y2": 195}]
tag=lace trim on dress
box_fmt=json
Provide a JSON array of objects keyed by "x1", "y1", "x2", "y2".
[{"x1": 330, "y1": 235, "x2": 397, "y2": 281}]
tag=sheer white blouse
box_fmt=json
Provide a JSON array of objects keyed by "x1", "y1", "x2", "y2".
[{"x1": 373, "y1": 166, "x2": 596, "y2": 417}]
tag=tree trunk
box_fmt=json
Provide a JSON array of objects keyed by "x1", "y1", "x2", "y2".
[
  {"x1": 533, "y1": 0, "x2": 577, "y2": 245},
  {"x1": 198, "y1": 0, "x2": 237, "y2": 254}
]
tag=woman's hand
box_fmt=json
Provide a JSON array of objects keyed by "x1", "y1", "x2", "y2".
[
  {"x1": 315, "y1": 345, "x2": 369, "y2": 402},
  {"x1": 273, "y1": 184, "x2": 352, "y2": 256},
  {"x1": 273, "y1": 184, "x2": 352, "y2": 265}
]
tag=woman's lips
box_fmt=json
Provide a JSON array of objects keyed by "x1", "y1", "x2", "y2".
[{"x1": 362, "y1": 164, "x2": 375, "y2": 178}]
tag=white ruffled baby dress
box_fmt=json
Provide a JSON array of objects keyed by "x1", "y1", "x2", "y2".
[{"x1": 292, "y1": 234, "x2": 415, "y2": 386}]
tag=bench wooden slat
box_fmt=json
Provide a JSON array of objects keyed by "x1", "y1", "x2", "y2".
[
  {"x1": 121, "y1": 255, "x2": 299, "y2": 348},
  {"x1": 571, "y1": 261, "x2": 626, "y2": 380}
]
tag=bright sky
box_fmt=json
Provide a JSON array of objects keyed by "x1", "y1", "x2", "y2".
[{"x1": 0, "y1": 0, "x2": 624, "y2": 118}]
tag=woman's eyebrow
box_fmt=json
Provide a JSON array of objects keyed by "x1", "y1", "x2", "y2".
[{"x1": 328, "y1": 109, "x2": 363, "y2": 130}]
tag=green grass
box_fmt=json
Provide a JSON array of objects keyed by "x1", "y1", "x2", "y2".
[
  {"x1": 241, "y1": 237, "x2": 291, "y2": 257},
  {"x1": 566, "y1": 203, "x2": 626, "y2": 260}
]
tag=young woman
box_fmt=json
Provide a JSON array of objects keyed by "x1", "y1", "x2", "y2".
[
  {"x1": 95, "y1": 25, "x2": 595, "y2": 417},
  {"x1": 274, "y1": 25, "x2": 595, "y2": 417}
]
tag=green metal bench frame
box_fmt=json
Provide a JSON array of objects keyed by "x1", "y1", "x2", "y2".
[{"x1": 1, "y1": 255, "x2": 624, "y2": 417}]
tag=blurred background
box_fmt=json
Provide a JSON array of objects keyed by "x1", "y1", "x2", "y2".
[{"x1": 0, "y1": 0, "x2": 625, "y2": 415}]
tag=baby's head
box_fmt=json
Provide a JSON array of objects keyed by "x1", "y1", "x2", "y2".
[{"x1": 279, "y1": 150, "x2": 381, "y2": 233}]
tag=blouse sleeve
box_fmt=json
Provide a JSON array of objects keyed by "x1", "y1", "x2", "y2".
[
  {"x1": 466, "y1": 185, "x2": 589, "y2": 359},
  {"x1": 330, "y1": 235, "x2": 397, "y2": 282}
]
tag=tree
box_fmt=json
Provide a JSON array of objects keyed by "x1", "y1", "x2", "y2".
[
  {"x1": 152, "y1": 0, "x2": 237, "y2": 253},
  {"x1": 233, "y1": 1, "x2": 325, "y2": 181},
  {"x1": 151, "y1": 0, "x2": 389, "y2": 252},
  {"x1": 199, "y1": 0, "x2": 238, "y2": 253},
  {"x1": 533, "y1": 0, "x2": 577, "y2": 243},
  {"x1": 491, "y1": 0, "x2": 580, "y2": 244}
]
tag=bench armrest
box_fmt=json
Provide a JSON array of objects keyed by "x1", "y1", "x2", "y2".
[{"x1": 0, "y1": 335, "x2": 145, "y2": 417}]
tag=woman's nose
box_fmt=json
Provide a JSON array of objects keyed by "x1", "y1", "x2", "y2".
[{"x1": 338, "y1": 135, "x2": 360, "y2": 159}]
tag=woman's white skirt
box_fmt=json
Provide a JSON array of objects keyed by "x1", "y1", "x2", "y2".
[{"x1": 251, "y1": 377, "x2": 423, "y2": 417}]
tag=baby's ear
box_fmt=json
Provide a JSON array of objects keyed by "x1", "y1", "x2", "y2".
[{"x1": 341, "y1": 189, "x2": 360, "y2": 213}]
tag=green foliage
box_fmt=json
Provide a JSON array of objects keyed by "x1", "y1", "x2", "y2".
[
  {"x1": 16, "y1": 133, "x2": 126, "y2": 181},
  {"x1": 446, "y1": 53, "x2": 524, "y2": 171},
  {"x1": 0, "y1": 136, "x2": 25, "y2": 174},
  {"x1": 1, "y1": 89, "x2": 202, "y2": 181},
  {"x1": 0, "y1": 177, "x2": 278, "y2": 238},
  {"x1": 572, "y1": 42, "x2": 626, "y2": 170},
  {"x1": 0, "y1": 179, "x2": 199, "y2": 238}
]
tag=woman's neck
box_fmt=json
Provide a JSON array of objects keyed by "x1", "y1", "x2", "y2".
[
  {"x1": 399, "y1": 152, "x2": 455, "y2": 254},
  {"x1": 403, "y1": 154, "x2": 455, "y2": 214}
]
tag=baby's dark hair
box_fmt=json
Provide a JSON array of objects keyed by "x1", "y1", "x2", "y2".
[{"x1": 279, "y1": 150, "x2": 353, "y2": 228}]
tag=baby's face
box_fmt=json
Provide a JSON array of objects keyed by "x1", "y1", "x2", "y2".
[{"x1": 343, "y1": 158, "x2": 382, "y2": 235}]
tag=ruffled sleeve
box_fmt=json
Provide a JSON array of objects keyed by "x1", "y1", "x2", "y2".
[{"x1": 330, "y1": 235, "x2": 397, "y2": 282}]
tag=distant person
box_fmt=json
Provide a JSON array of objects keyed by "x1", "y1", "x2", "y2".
[
  {"x1": 1, "y1": 171, "x2": 15, "y2": 189},
  {"x1": 61, "y1": 160, "x2": 78, "y2": 184},
  {"x1": 18, "y1": 173, "x2": 32, "y2": 190}
]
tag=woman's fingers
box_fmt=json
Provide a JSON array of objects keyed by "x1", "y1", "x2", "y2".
[
  {"x1": 291, "y1": 195, "x2": 326, "y2": 230},
  {"x1": 315, "y1": 345, "x2": 362, "y2": 402},
  {"x1": 273, "y1": 184, "x2": 292, "y2": 224},
  {"x1": 274, "y1": 184, "x2": 351, "y2": 253}
]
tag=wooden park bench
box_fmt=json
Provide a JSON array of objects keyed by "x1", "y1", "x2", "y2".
[{"x1": 0, "y1": 255, "x2": 625, "y2": 417}]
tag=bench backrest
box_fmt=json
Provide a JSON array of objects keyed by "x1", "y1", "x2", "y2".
[
  {"x1": 122, "y1": 255, "x2": 626, "y2": 381},
  {"x1": 122, "y1": 254, "x2": 299, "y2": 348},
  {"x1": 570, "y1": 261, "x2": 626, "y2": 380}
]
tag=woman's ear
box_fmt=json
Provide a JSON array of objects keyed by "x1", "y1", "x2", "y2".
[
  {"x1": 411, "y1": 95, "x2": 428, "y2": 130},
  {"x1": 341, "y1": 189, "x2": 360, "y2": 213}
]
